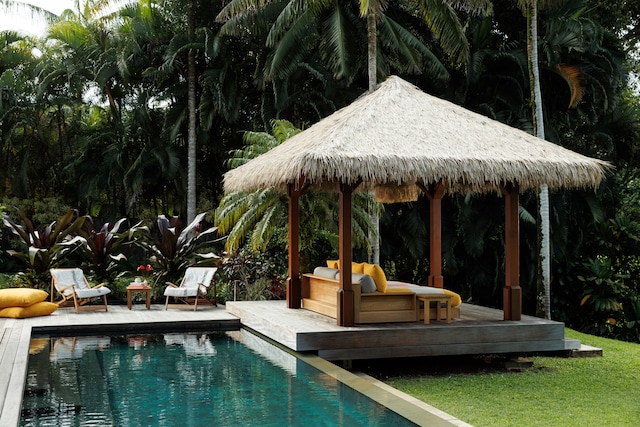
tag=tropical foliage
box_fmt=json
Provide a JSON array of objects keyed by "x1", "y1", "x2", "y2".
[
  {"x1": 1, "y1": 0, "x2": 640, "y2": 341},
  {"x1": 131, "y1": 213, "x2": 222, "y2": 285}
]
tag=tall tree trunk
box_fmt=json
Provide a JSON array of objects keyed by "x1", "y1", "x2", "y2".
[
  {"x1": 528, "y1": 0, "x2": 551, "y2": 320},
  {"x1": 187, "y1": 0, "x2": 197, "y2": 223},
  {"x1": 367, "y1": 10, "x2": 380, "y2": 265}
]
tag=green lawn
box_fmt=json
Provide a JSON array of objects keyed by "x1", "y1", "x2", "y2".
[{"x1": 385, "y1": 329, "x2": 640, "y2": 427}]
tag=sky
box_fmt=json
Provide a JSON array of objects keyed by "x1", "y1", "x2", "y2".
[{"x1": 0, "y1": 0, "x2": 75, "y2": 37}]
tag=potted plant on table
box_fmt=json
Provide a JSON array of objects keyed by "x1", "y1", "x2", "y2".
[{"x1": 136, "y1": 264, "x2": 153, "y2": 286}]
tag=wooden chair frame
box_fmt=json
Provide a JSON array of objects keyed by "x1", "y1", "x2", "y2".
[
  {"x1": 164, "y1": 267, "x2": 218, "y2": 311},
  {"x1": 50, "y1": 268, "x2": 110, "y2": 314}
]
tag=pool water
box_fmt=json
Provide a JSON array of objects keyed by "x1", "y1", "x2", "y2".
[{"x1": 21, "y1": 330, "x2": 416, "y2": 426}]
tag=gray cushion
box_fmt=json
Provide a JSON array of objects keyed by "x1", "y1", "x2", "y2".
[
  {"x1": 335, "y1": 272, "x2": 377, "y2": 293},
  {"x1": 354, "y1": 273, "x2": 377, "y2": 293},
  {"x1": 313, "y1": 267, "x2": 340, "y2": 279}
]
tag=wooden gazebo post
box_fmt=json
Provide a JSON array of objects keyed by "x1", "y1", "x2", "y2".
[
  {"x1": 420, "y1": 182, "x2": 446, "y2": 288},
  {"x1": 286, "y1": 179, "x2": 304, "y2": 309},
  {"x1": 337, "y1": 182, "x2": 356, "y2": 326},
  {"x1": 502, "y1": 183, "x2": 522, "y2": 320}
]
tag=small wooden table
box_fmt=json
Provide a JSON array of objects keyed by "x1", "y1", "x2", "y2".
[
  {"x1": 417, "y1": 294, "x2": 452, "y2": 325},
  {"x1": 127, "y1": 283, "x2": 151, "y2": 310}
]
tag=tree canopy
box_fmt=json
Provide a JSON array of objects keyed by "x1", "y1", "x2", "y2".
[{"x1": 1, "y1": 0, "x2": 640, "y2": 341}]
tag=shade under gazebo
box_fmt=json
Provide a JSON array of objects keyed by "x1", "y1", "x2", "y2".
[{"x1": 223, "y1": 76, "x2": 610, "y2": 326}]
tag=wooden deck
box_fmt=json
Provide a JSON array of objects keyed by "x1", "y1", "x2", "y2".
[{"x1": 226, "y1": 301, "x2": 581, "y2": 360}]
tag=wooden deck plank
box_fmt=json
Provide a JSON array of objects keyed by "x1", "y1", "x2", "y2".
[{"x1": 0, "y1": 319, "x2": 30, "y2": 426}]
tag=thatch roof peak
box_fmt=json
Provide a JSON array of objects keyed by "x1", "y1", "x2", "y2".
[{"x1": 223, "y1": 76, "x2": 610, "y2": 198}]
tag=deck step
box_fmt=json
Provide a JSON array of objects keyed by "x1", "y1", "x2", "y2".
[
  {"x1": 569, "y1": 344, "x2": 603, "y2": 358},
  {"x1": 563, "y1": 338, "x2": 581, "y2": 350}
]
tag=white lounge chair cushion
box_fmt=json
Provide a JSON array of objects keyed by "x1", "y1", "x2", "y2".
[
  {"x1": 164, "y1": 286, "x2": 198, "y2": 298},
  {"x1": 52, "y1": 268, "x2": 111, "y2": 298},
  {"x1": 75, "y1": 287, "x2": 111, "y2": 298},
  {"x1": 164, "y1": 268, "x2": 216, "y2": 297}
]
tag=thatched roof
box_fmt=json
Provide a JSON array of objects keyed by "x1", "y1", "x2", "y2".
[{"x1": 223, "y1": 76, "x2": 610, "y2": 198}]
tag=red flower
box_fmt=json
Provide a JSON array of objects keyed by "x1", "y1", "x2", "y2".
[{"x1": 137, "y1": 264, "x2": 152, "y2": 272}]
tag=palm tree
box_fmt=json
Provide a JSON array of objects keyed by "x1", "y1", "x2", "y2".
[
  {"x1": 186, "y1": 0, "x2": 197, "y2": 223},
  {"x1": 359, "y1": 0, "x2": 490, "y2": 264},
  {"x1": 217, "y1": 0, "x2": 490, "y2": 264},
  {"x1": 216, "y1": 0, "x2": 452, "y2": 89},
  {"x1": 215, "y1": 119, "x2": 375, "y2": 272}
]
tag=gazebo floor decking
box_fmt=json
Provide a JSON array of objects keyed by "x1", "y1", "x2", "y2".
[{"x1": 226, "y1": 301, "x2": 580, "y2": 361}]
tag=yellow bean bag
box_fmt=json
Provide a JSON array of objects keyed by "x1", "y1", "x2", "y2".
[
  {"x1": 0, "y1": 301, "x2": 58, "y2": 319},
  {"x1": 0, "y1": 288, "x2": 48, "y2": 308}
]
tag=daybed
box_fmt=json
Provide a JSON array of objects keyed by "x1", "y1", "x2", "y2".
[{"x1": 301, "y1": 262, "x2": 462, "y2": 324}]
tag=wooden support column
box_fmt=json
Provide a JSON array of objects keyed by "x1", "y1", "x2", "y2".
[
  {"x1": 502, "y1": 183, "x2": 522, "y2": 321},
  {"x1": 427, "y1": 183, "x2": 445, "y2": 288},
  {"x1": 417, "y1": 182, "x2": 446, "y2": 288},
  {"x1": 337, "y1": 182, "x2": 356, "y2": 326},
  {"x1": 286, "y1": 179, "x2": 304, "y2": 309}
]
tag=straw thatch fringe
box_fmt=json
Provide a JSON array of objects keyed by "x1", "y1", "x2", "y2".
[
  {"x1": 375, "y1": 184, "x2": 419, "y2": 203},
  {"x1": 223, "y1": 76, "x2": 611, "y2": 196}
]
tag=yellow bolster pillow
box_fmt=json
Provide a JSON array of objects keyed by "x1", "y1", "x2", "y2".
[
  {"x1": 326, "y1": 260, "x2": 340, "y2": 269},
  {"x1": 363, "y1": 263, "x2": 387, "y2": 293},
  {"x1": 0, "y1": 301, "x2": 58, "y2": 318},
  {"x1": 0, "y1": 288, "x2": 49, "y2": 308},
  {"x1": 352, "y1": 262, "x2": 365, "y2": 274}
]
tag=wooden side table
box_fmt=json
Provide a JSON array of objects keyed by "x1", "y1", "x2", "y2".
[
  {"x1": 127, "y1": 283, "x2": 151, "y2": 310},
  {"x1": 417, "y1": 294, "x2": 452, "y2": 325}
]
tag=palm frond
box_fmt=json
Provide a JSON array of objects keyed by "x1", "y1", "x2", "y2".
[
  {"x1": 321, "y1": 4, "x2": 354, "y2": 80},
  {"x1": 418, "y1": 0, "x2": 469, "y2": 64},
  {"x1": 380, "y1": 15, "x2": 449, "y2": 80}
]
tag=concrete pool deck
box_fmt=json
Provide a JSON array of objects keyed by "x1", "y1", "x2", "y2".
[{"x1": 0, "y1": 304, "x2": 471, "y2": 426}]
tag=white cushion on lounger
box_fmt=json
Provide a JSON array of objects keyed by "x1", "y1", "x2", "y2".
[
  {"x1": 75, "y1": 287, "x2": 111, "y2": 298},
  {"x1": 313, "y1": 267, "x2": 339, "y2": 279}
]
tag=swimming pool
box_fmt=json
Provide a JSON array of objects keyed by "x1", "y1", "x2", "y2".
[{"x1": 20, "y1": 329, "x2": 418, "y2": 426}]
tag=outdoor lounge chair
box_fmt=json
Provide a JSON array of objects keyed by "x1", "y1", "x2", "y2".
[
  {"x1": 50, "y1": 268, "x2": 111, "y2": 313},
  {"x1": 164, "y1": 267, "x2": 218, "y2": 311}
]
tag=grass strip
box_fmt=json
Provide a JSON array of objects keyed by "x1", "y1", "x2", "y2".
[{"x1": 385, "y1": 329, "x2": 640, "y2": 427}]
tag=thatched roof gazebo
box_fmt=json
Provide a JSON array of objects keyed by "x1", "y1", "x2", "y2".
[{"x1": 223, "y1": 76, "x2": 610, "y2": 326}]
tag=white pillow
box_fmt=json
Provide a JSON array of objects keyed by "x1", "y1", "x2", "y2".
[{"x1": 313, "y1": 267, "x2": 340, "y2": 279}]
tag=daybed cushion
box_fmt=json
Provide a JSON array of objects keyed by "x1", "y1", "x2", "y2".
[
  {"x1": 363, "y1": 263, "x2": 387, "y2": 293},
  {"x1": 0, "y1": 288, "x2": 48, "y2": 308},
  {"x1": 326, "y1": 260, "x2": 339, "y2": 269},
  {"x1": 333, "y1": 272, "x2": 377, "y2": 293},
  {"x1": 387, "y1": 281, "x2": 462, "y2": 307},
  {"x1": 0, "y1": 301, "x2": 58, "y2": 318},
  {"x1": 326, "y1": 260, "x2": 367, "y2": 274},
  {"x1": 352, "y1": 262, "x2": 365, "y2": 274},
  {"x1": 351, "y1": 273, "x2": 377, "y2": 293},
  {"x1": 313, "y1": 267, "x2": 339, "y2": 279}
]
